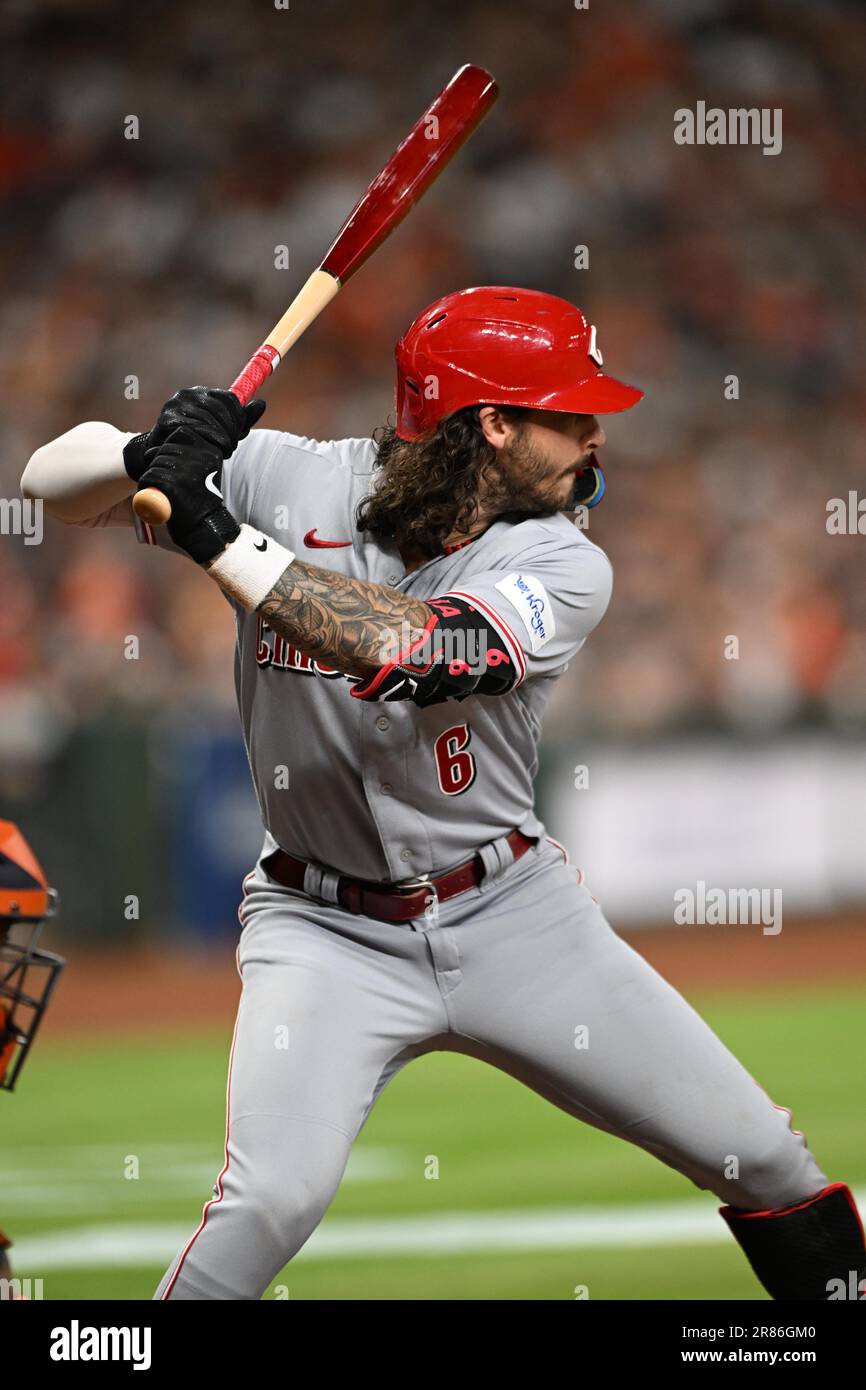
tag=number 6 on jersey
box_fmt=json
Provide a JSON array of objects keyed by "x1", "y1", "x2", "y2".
[{"x1": 435, "y1": 724, "x2": 476, "y2": 796}]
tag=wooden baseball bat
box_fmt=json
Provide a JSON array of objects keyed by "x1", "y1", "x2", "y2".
[{"x1": 133, "y1": 64, "x2": 498, "y2": 525}]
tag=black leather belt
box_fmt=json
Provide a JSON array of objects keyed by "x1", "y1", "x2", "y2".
[{"x1": 262, "y1": 829, "x2": 536, "y2": 924}]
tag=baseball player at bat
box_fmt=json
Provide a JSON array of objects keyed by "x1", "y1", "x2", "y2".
[{"x1": 23, "y1": 288, "x2": 866, "y2": 1302}]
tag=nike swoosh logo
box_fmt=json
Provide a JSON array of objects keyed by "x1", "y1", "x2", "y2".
[
  {"x1": 254, "y1": 537, "x2": 268, "y2": 552},
  {"x1": 205, "y1": 470, "x2": 224, "y2": 499},
  {"x1": 304, "y1": 529, "x2": 352, "y2": 549}
]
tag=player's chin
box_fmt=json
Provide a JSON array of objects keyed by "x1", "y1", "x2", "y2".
[{"x1": 553, "y1": 477, "x2": 581, "y2": 510}]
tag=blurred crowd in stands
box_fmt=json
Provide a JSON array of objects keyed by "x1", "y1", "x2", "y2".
[{"x1": 2, "y1": 0, "x2": 865, "y2": 793}]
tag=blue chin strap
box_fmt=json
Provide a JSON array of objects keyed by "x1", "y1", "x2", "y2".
[{"x1": 571, "y1": 462, "x2": 605, "y2": 510}]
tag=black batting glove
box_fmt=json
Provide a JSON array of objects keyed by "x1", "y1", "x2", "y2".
[
  {"x1": 123, "y1": 387, "x2": 266, "y2": 482},
  {"x1": 137, "y1": 429, "x2": 241, "y2": 564}
]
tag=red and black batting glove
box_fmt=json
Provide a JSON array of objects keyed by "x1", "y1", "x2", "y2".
[
  {"x1": 136, "y1": 430, "x2": 241, "y2": 564},
  {"x1": 123, "y1": 387, "x2": 266, "y2": 483}
]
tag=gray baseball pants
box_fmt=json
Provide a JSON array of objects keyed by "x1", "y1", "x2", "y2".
[{"x1": 154, "y1": 836, "x2": 827, "y2": 1299}]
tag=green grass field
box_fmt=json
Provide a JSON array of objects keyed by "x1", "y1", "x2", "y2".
[{"x1": 4, "y1": 984, "x2": 865, "y2": 1301}]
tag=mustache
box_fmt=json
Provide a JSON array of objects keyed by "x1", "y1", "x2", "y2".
[{"x1": 561, "y1": 463, "x2": 595, "y2": 484}]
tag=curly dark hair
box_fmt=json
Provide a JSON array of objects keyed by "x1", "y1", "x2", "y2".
[{"x1": 355, "y1": 404, "x2": 530, "y2": 559}]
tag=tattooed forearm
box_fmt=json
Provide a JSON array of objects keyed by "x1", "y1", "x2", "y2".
[{"x1": 257, "y1": 558, "x2": 435, "y2": 677}]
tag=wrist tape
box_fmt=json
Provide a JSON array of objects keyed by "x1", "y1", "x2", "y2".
[{"x1": 205, "y1": 524, "x2": 295, "y2": 611}]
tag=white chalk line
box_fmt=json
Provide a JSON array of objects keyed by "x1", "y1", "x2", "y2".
[
  {"x1": 0, "y1": 1145, "x2": 407, "y2": 1216},
  {"x1": 13, "y1": 1188, "x2": 866, "y2": 1272}
]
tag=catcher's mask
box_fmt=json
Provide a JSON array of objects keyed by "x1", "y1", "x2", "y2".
[{"x1": 0, "y1": 820, "x2": 65, "y2": 1092}]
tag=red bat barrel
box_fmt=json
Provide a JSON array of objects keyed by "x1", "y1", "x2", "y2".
[{"x1": 320, "y1": 64, "x2": 498, "y2": 285}]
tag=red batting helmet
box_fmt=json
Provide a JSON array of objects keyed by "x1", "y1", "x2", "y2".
[{"x1": 395, "y1": 286, "x2": 644, "y2": 441}]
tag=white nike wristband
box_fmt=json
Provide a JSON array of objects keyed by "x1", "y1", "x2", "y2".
[{"x1": 205, "y1": 524, "x2": 295, "y2": 611}]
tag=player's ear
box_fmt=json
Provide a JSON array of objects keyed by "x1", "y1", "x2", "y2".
[{"x1": 478, "y1": 405, "x2": 512, "y2": 451}]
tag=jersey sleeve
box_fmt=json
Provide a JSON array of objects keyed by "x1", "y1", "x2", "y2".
[
  {"x1": 132, "y1": 427, "x2": 364, "y2": 554},
  {"x1": 132, "y1": 427, "x2": 285, "y2": 554},
  {"x1": 435, "y1": 538, "x2": 613, "y2": 684}
]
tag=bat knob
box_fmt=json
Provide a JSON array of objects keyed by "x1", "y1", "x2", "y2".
[{"x1": 133, "y1": 488, "x2": 172, "y2": 526}]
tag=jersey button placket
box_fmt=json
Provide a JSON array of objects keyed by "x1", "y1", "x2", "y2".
[
  {"x1": 363, "y1": 703, "x2": 425, "y2": 880},
  {"x1": 366, "y1": 707, "x2": 404, "y2": 867}
]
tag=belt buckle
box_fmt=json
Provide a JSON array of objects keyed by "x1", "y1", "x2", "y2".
[
  {"x1": 393, "y1": 872, "x2": 438, "y2": 924},
  {"x1": 392, "y1": 872, "x2": 435, "y2": 897}
]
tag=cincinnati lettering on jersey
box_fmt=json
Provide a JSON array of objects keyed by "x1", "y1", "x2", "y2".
[{"x1": 255, "y1": 616, "x2": 352, "y2": 681}]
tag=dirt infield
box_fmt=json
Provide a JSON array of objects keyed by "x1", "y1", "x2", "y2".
[{"x1": 40, "y1": 913, "x2": 866, "y2": 1038}]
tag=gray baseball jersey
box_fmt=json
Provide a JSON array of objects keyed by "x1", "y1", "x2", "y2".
[
  {"x1": 134, "y1": 428, "x2": 613, "y2": 882},
  {"x1": 126, "y1": 427, "x2": 828, "y2": 1303}
]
